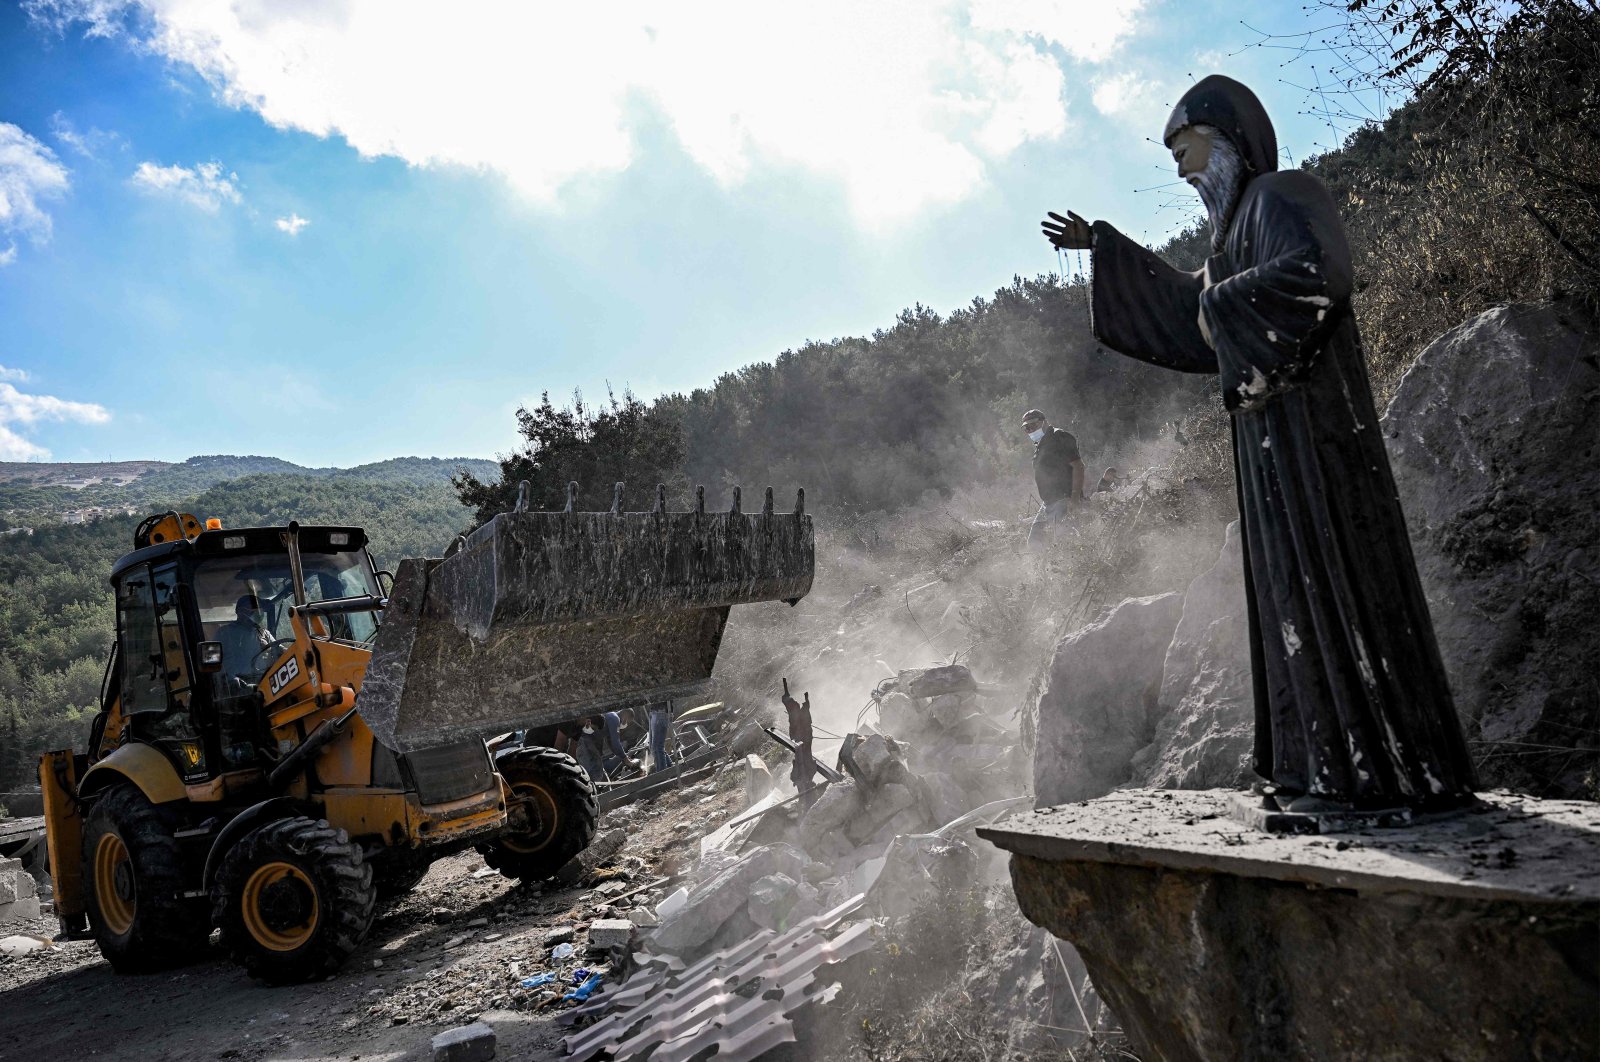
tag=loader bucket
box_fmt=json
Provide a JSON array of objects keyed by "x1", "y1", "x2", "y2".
[{"x1": 359, "y1": 484, "x2": 814, "y2": 751}]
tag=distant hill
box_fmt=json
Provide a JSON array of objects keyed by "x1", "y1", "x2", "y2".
[{"x1": 0, "y1": 454, "x2": 498, "y2": 524}]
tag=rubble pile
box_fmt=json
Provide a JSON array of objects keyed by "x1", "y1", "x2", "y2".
[{"x1": 631, "y1": 664, "x2": 1021, "y2": 966}]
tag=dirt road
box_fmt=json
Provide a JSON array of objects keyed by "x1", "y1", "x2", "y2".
[{"x1": 0, "y1": 779, "x2": 744, "y2": 1062}]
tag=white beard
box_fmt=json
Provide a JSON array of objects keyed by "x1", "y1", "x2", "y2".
[{"x1": 1189, "y1": 129, "x2": 1246, "y2": 247}]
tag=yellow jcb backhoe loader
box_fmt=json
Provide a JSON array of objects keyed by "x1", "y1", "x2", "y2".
[{"x1": 38, "y1": 483, "x2": 812, "y2": 983}]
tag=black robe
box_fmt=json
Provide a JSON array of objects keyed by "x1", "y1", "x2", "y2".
[{"x1": 1088, "y1": 168, "x2": 1477, "y2": 807}]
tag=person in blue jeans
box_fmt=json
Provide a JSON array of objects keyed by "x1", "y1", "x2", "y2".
[{"x1": 648, "y1": 701, "x2": 674, "y2": 774}]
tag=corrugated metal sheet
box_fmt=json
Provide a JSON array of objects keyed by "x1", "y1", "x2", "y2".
[{"x1": 562, "y1": 894, "x2": 873, "y2": 1061}]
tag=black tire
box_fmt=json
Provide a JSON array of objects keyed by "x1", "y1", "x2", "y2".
[
  {"x1": 372, "y1": 854, "x2": 432, "y2": 901},
  {"x1": 80, "y1": 784, "x2": 209, "y2": 973},
  {"x1": 478, "y1": 747, "x2": 598, "y2": 882},
  {"x1": 212, "y1": 816, "x2": 376, "y2": 985}
]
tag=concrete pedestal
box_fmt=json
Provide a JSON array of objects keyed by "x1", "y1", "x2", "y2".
[{"x1": 979, "y1": 789, "x2": 1599, "y2": 1062}]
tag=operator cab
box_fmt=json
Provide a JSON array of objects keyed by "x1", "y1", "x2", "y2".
[{"x1": 105, "y1": 514, "x2": 384, "y2": 784}]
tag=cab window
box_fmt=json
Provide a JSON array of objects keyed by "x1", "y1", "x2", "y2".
[{"x1": 117, "y1": 565, "x2": 165, "y2": 716}]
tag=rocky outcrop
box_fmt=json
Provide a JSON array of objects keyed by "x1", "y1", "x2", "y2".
[
  {"x1": 1384, "y1": 302, "x2": 1599, "y2": 797},
  {"x1": 985, "y1": 789, "x2": 1600, "y2": 1062},
  {"x1": 1131, "y1": 523, "x2": 1253, "y2": 791},
  {"x1": 1033, "y1": 593, "x2": 1185, "y2": 807}
]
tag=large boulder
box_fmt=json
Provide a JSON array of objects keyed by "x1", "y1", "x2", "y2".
[
  {"x1": 1132, "y1": 522, "x2": 1255, "y2": 790},
  {"x1": 1384, "y1": 302, "x2": 1600, "y2": 797},
  {"x1": 1033, "y1": 592, "x2": 1186, "y2": 807}
]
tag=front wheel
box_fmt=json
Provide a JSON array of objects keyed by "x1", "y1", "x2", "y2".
[
  {"x1": 213, "y1": 816, "x2": 376, "y2": 984},
  {"x1": 478, "y1": 747, "x2": 597, "y2": 882},
  {"x1": 80, "y1": 784, "x2": 209, "y2": 973}
]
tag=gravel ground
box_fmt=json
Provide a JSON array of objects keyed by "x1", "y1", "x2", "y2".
[{"x1": 0, "y1": 772, "x2": 745, "y2": 1062}]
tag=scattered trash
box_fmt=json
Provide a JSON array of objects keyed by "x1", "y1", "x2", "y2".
[
  {"x1": 551, "y1": 942, "x2": 577, "y2": 961},
  {"x1": 562, "y1": 971, "x2": 604, "y2": 1003},
  {"x1": 571, "y1": 967, "x2": 592, "y2": 983},
  {"x1": 0, "y1": 935, "x2": 50, "y2": 957},
  {"x1": 519, "y1": 972, "x2": 558, "y2": 989}
]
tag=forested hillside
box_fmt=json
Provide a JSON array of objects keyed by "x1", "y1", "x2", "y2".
[
  {"x1": 462, "y1": 2, "x2": 1596, "y2": 521},
  {"x1": 0, "y1": 463, "x2": 484, "y2": 789},
  {"x1": 0, "y1": 454, "x2": 497, "y2": 524}
]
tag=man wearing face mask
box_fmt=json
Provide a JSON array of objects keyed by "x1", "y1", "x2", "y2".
[
  {"x1": 1023, "y1": 408, "x2": 1085, "y2": 549},
  {"x1": 1038, "y1": 75, "x2": 1475, "y2": 818}
]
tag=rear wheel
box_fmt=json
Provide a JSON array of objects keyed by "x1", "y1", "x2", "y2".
[
  {"x1": 80, "y1": 784, "x2": 208, "y2": 973},
  {"x1": 478, "y1": 747, "x2": 597, "y2": 882},
  {"x1": 213, "y1": 816, "x2": 376, "y2": 984}
]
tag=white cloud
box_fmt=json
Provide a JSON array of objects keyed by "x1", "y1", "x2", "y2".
[
  {"x1": 49, "y1": 111, "x2": 125, "y2": 158},
  {"x1": 0, "y1": 379, "x2": 111, "y2": 461},
  {"x1": 0, "y1": 366, "x2": 30, "y2": 382},
  {"x1": 33, "y1": 0, "x2": 1149, "y2": 228},
  {"x1": 0, "y1": 122, "x2": 71, "y2": 263},
  {"x1": 274, "y1": 212, "x2": 309, "y2": 236},
  {"x1": 130, "y1": 159, "x2": 242, "y2": 211}
]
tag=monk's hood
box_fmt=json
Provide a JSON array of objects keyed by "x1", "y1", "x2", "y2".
[{"x1": 1164, "y1": 75, "x2": 1278, "y2": 178}]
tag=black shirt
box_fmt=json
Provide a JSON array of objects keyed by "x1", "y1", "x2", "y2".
[{"x1": 1033, "y1": 428, "x2": 1081, "y2": 504}]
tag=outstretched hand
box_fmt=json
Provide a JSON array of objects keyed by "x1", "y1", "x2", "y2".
[{"x1": 1041, "y1": 210, "x2": 1092, "y2": 250}]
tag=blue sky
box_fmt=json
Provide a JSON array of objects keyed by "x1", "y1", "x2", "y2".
[{"x1": 0, "y1": 0, "x2": 1391, "y2": 466}]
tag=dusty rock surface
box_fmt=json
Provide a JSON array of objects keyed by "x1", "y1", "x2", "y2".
[
  {"x1": 1033, "y1": 592, "x2": 1185, "y2": 806},
  {"x1": 1383, "y1": 301, "x2": 1600, "y2": 798},
  {"x1": 1132, "y1": 522, "x2": 1253, "y2": 791},
  {"x1": 985, "y1": 789, "x2": 1600, "y2": 1062},
  {"x1": 0, "y1": 777, "x2": 745, "y2": 1062}
]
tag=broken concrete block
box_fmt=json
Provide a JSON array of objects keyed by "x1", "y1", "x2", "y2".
[
  {"x1": 746, "y1": 872, "x2": 802, "y2": 932},
  {"x1": 432, "y1": 1020, "x2": 496, "y2": 1062},
  {"x1": 656, "y1": 887, "x2": 689, "y2": 921},
  {"x1": 850, "y1": 734, "x2": 910, "y2": 788},
  {"x1": 0, "y1": 897, "x2": 41, "y2": 923},
  {"x1": 845, "y1": 783, "x2": 920, "y2": 846},
  {"x1": 588, "y1": 918, "x2": 634, "y2": 950},
  {"x1": 927, "y1": 694, "x2": 968, "y2": 730},
  {"x1": 628, "y1": 907, "x2": 659, "y2": 928},
  {"x1": 918, "y1": 772, "x2": 971, "y2": 828},
  {"x1": 650, "y1": 844, "x2": 808, "y2": 956},
  {"x1": 875, "y1": 691, "x2": 921, "y2": 735},
  {"x1": 543, "y1": 926, "x2": 576, "y2": 946},
  {"x1": 743, "y1": 754, "x2": 773, "y2": 806},
  {"x1": 890, "y1": 664, "x2": 978, "y2": 699},
  {"x1": 798, "y1": 781, "x2": 864, "y2": 854},
  {"x1": 554, "y1": 828, "x2": 627, "y2": 886}
]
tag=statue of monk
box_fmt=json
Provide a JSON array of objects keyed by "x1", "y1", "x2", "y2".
[{"x1": 1042, "y1": 75, "x2": 1476, "y2": 815}]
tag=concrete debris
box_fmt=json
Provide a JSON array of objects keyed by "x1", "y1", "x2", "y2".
[
  {"x1": 628, "y1": 907, "x2": 660, "y2": 928},
  {"x1": 543, "y1": 926, "x2": 576, "y2": 947},
  {"x1": 656, "y1": 888, "x2": 690, "y2": 921},
  {"x1": 588, "y1": 919, "x2": 634, "y2": 951},
  {"x1": 867, "y1": 834, "x2": 979, "y2": 919},
  {"x1": 647, "y1": 844, "x2": 810, "y2": 957},
  {"x1": 742, "y1": 754, "x2": 774, "y2": 806},
  {"x1": 0, "y1": 858, "x2": 41, "y2": 924},
  {"x1": 555, "y1": 828, "x2": 626, "y2": 886},
  {"x1": 883, "y1": 664, "x2": 978, "y2": 700},
  {"x1": 431, "y1": 1020, "x2": 497, "y2": 1062}
]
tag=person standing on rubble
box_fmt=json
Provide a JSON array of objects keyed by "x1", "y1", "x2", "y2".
[
  {"x1": 1023, "y1": 408, "x2": 1085, "y2": 548},
  {"x1": 782, "y1": 678, "x2": 818, "y2": 799},
  {"x1": 648, "y1": 699, "x2": 674, "y2": 774}
]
